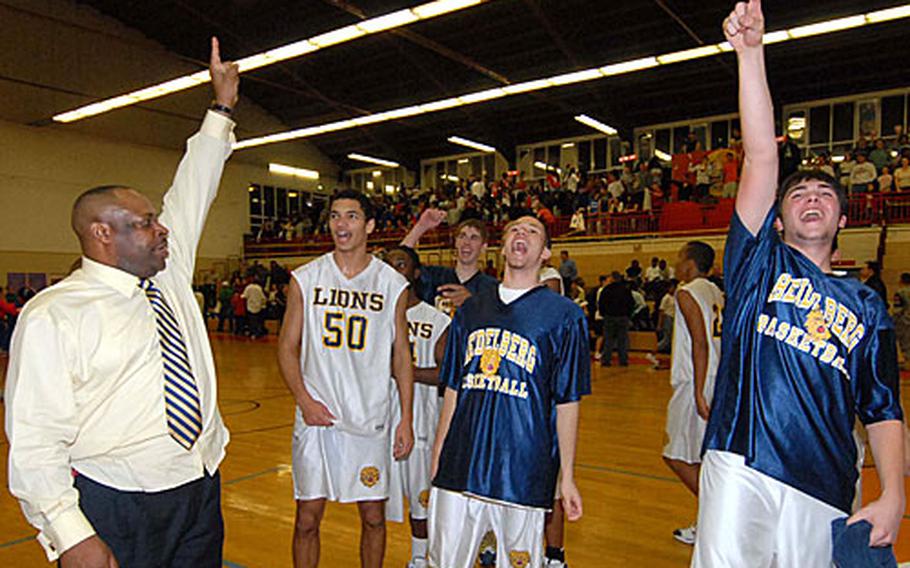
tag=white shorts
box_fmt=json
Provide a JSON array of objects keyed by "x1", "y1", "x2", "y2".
[
  {"x1": 428, "y1": 488, "x2": 544, "y2": 568},
  {"x1": 692, "y1": 450, "x2": 843, "y2": 568},
  {"x1": 386, "y1": 383, "x2": 440, "y2": 523},
  {"x1": 291, "y1": 414, "x2": 390, "y2": 503},
  {"x1": 663, "y1": 381, "x2": 706, "y2": 464}
]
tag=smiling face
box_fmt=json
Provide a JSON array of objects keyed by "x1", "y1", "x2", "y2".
[
  {"x1": 329, "y1": 198, "x2": 374, "y2": 252},
  {"x1": 454, "y1": 225, "x2": 485, "y2": 266},
  {"x1": 501, "y1": 216, "x2": 550, "y2": 271},
  {"x1": 775, "y1": 179, "x2": 846, "y2": 250},
  {"x1": 108, "y1": 189, "x2": 170, "y2": 278}
]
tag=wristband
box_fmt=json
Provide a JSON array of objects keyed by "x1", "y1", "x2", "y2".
[{"x1": 210, "y1": 102, "x2": 233, "y2": 116}]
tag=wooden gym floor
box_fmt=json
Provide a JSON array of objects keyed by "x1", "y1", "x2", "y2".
[{"x1": 1, "y1": 331, "x2": 908, "y2": 567}]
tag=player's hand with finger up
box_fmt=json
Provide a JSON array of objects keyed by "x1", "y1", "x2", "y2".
[{"x1": 723, "y1": 0, "x2": 764, "y2": 53}]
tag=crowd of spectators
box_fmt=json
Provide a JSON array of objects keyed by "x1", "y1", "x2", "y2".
[
  {"x1": 249, "y1": 125, "x2": 910, "y2": 245},
  {"x1": 0, "y1": 285, "x2": 36, "y2": 354}
]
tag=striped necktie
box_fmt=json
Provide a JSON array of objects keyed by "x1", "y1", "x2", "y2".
[{"x1": 139, "y1": 278, "x2": 202, "y2": 450}]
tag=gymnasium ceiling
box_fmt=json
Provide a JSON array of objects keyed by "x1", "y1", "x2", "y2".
[{"x1": 54, "y1": 1, "x2": 910, "y2": 168}]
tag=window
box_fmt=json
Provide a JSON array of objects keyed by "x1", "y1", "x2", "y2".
[
  {"x1": 832, "y1": 103, "x2": 855, "y2": 143},
  {"x1": 609, "y1": 138, "x2": 622, "y2": 167},
  {"x1": 881, "y1": 95, "x2": 906, "y2": 139},
  {"x1": 672, "y1": 126, "x2": 690, "y2": 153},
  {"x1": 593, "y1": 138, "x2": 607, "y2": 170},
  {"x1": 711, "y1": 121, "x2": 728, "y2": 149},
  {"x1": 655, "y1": 128, "x2": 671, "y2": 154},
  {"x1": 809, "y1": 106, "x2": 830, "y2": 145},
  {"x1": 577, "y1": 141, "x2": 591, "y2": 173}
]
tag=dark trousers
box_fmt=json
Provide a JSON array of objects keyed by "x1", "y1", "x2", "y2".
[
  {"x1": 73, "y1": 471, "x2": 223, "y2": 568},
  {"x1": 602, "y1": 316, "x2": 630, "y2": 365},
  {"x1": 247, "y1": 311, "x2": 265, "y2": 337}
]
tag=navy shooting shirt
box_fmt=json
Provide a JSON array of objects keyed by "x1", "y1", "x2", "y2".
[
  {"x1": 415, "y1": 265, "x2": 498, "y2": 315},
  {"x1": 704, "y1": 209, "x2": 903, "y2": 513},
  {"x1": 432, "y1": 285, "x2": 591, "y2": 509}
]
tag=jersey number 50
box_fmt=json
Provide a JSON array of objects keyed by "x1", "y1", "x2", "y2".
[{"x1": 323, "y1": 312, "x2": 368, "y2": 351}]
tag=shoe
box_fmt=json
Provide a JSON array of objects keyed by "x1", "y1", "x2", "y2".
[
  {"x1": 673, "y1": 524, "x2": 696, "y2": 545},
  {"x1": 644, "y1": 353, "x2": 658, "y2": 366},
  {"x1": 406, "y1": 558, "x2": 428, "y2": 568},
  {"x1": 544, "y1": 559, "x2": 568, "y2": 567},
  {"x1": 594, "y1": 352, "x2": 602, "y2": 361}
]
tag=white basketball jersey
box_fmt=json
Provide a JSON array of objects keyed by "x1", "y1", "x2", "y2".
[
  {"x1": 391, "y1": 301, "x2": 451, "y2": 447},
  {"x1": 293, "y1": 253, "x2": 408, "y2": 437},
  {"x1": 408, "y1": 302, "x2": 451, "y2": 370},
  {"x1": 670, "y1": 277, "x2": 724, "y2": 399}
]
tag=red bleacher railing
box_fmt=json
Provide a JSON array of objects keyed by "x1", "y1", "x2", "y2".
[{"x1": 244, "y1": 191, "x2": 910, "y2": 259}]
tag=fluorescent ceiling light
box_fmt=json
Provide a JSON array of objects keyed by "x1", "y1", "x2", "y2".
[
  {"x1": 413, "y1": 0, "x2": 482, "y2": 19},
  {"x1": 356, "y1": 9, "x2": 419, "y2": 33},
  {"x1": 599, "y1": 57, "x2": 659, "y2": 76},
  {"x1": 366, "y1": 181, "x2": 375, "y2": 190},
  {"x1": 457, "y1": 158, "x2": 470, "y2": 163},
  {"x1": 787, "y1": 15, "x2": 866, "y2": 38},
  {"x1": 372, "y1": 170, "x2": 383, "y2": 177},
  {"x1": 348, "y1": 153, "x2": 400, "y2": 168},
  {"x1": 533, "y1": 161, "x2": 560, "y2": 173},
  {"x1": 269, "y1": 162, "x2": 320, "y2": 179},
  {"x1": 52, "y1": 0, "x2": 486, "y2": 123},
  {"x1": 447, "y1": 135, "x2": 496, "y2": 153},
  {"x1": 657, "y1": 45, "x2": 721, "y2": 64},
  {"x1": 866, "y1": 5, "x2": 910, "y2": 22},
  {"x1": 548, "y1": 69, "x2": 604, "y2": 86},
  {"x1": 575, "y1": 114, "x2": 617, "y2": 136},
  {"x1": 561, "y1": 143, "x2": 575, "y2": 148},
  {"x1": 232, "y1": 4, "x2": 910, "y2": 149},
  {"x1": 654, "y1": 149, "x2": 672, "y2": 161}
]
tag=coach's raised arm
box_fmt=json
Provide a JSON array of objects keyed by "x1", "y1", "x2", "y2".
[{"x1": 5, "y1": 39, "x2": 238, "y2": 568}]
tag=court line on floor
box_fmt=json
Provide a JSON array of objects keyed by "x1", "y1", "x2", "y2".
[
  {"x1": 224, "y1": 466, "x2": 285, "y2": 486},
  {"x1": 223, "y1": 560, "x2": 249, "y2": 568},
  {"x1": 576, "y1": 462, "x2": 677, "y2": 483}
]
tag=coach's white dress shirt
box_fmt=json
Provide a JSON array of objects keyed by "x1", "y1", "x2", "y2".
[{"x1": 5, "y1": 111, "x2": 234, "y2": 560}]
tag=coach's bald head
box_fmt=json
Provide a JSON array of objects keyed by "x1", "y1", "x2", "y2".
[{"x1": 71, "y1": 185, "x2": 171, "y2": 278}]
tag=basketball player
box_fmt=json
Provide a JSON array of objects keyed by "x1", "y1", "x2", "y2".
[
  {"x1": 428, "y1": 216, "x2": 591, "y2": 568},
  {"x1": 277, "y1": 190, "x2": 415, "y2": 568},
  {"x1": 660, "y1": 242, "x2": 723, "y2": 545},
  {"x1": 382, "y1": 246, "x2": 451, "y2": 568},
  {"x1": 401, "y1": 209, "x2": 497, "y2": 314},
  {"x1": 695, "y1": 2, "x2": 905, "y2": 565}
]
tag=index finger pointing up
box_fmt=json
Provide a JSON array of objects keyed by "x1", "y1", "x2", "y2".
[{"x1": 210, "y1": 36, "x2": 221, "y2": 67}]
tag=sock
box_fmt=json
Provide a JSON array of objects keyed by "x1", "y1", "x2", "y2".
[
  {"x1": 412, "y1": 536, "x2": 428, "y2": 560},
  {"x1": 546, "y1": 546, "x2": 565, "y2": 562}
]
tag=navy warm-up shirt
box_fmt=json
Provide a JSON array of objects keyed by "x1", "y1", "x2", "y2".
[
  {"x1": 415, "y1": 265, "x2": 498, "y2": 312},
  {"x1": 432, "y1": 286, "x2": 591, "y2": 509},
  {"x1": 704, "y1": 209, "x2": 903, "y2": 513}
]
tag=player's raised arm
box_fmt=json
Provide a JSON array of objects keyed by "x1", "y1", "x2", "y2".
[
  {"x1": 391, "y1": 290, "x2": 415, "y2": 460},
  {"x1": 401, "y1": 208, "x2": 447, "y2": 248},
  {"x1": 725, "y1": 0, "x2": 778, "y2": 234},
  {"x1": 277, "y1": 278, "x2": 334, "y2": 426}
]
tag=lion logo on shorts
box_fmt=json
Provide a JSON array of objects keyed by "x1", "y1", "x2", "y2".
[
  {"x1": 804, "y1": 309, "x2": 831, "y2": 342},
  {"x1": 359, "y1": 466, "x2": 380, "y2": 488},
  {"x1": 418, "y1": 489, "x2": 430, "y2": 509},
  {"x1": 509, "y1": 550, "x2": 531, "y2": 567},
  {"x1": 480, "y1": 348, "x2": 501, "y2": 376}
]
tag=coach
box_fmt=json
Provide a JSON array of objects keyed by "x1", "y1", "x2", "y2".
[{"x1": 5, "y1": 39, "x2": 238, "y2": 567}]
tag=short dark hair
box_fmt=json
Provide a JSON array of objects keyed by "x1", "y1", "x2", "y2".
[
  {"x1": 865, "y1": 260, "x2": 881, "y2": 275},
  {"x1": 684, "y1": 241, "x2": 715, "y2": 274},
  {"x1": 330, "y1": 189, "x2": 375, "y2": 220},
  {"x1": 900, "y1": 272, "x2": 910, "y2": 285},
  {"x1": 610, "y1": 271, "x2": 623, "y2": 281},
  {"x1": 390, "y1": 245, "x2": 421, "y2": 269},
  {"x1": 777, "y1": 170, "x2": 848, "y2": 218},
  {"x1": 456, "y1": 218, "x2": 489, "y2": 242}
]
